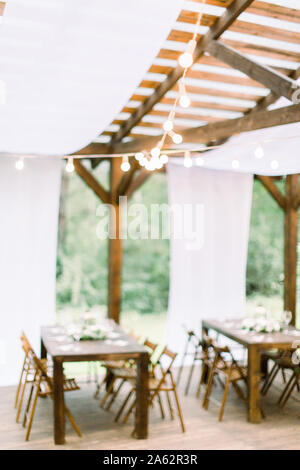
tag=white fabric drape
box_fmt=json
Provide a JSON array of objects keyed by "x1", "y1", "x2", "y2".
[
  {"x1": 166, "y1": 163, "x2": 253, "y2": 353},
  {"x1": 0, "y1": 158, "x2": 61, "y2": 386},
  {"x1": 0, "y1": 0, "x2": 182, "y2": 156}
]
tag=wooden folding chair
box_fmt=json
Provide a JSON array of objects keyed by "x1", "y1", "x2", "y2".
[
  {"x1": 177, "y1": 326, "x2": 207, "y2": 396},
  {"x1": 20, "y1": 333, "x2": 81, "y2": 441},
  {"x1": 202, "y1": 342, "x2": 248, "y2": 421},
  {"x1": 116, "y1": 347, "x2": 185, "y2": 434},
  {"x1": 94, "y1": 330, "x2": 141, "y2": 398},
  {"x1": 99, "y1": 339, "x2": 159, "y2": 411},
  {"x1": 15, "y1": 332, "x2": 52, "y2": 422},
  {"x1": 273, "y1": 354, "x2": 300, "y2": 408},
  {"x1": 261, "y1": 350, "x2": 290, "y2": 397}
]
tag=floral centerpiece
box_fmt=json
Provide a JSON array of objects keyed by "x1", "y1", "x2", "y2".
[
  {"x1": 242, "y1": 306, "x2": 282, "y2": 333},
  {"x1": 67, "y1": 311, "x2": 107, "y2": 341}
]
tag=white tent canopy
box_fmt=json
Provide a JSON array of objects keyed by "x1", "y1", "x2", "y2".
[{"x1": 0, "y1": 0, "x2": 182, "y2": 156}]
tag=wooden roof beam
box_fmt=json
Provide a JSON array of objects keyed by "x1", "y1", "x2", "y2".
[
  {"x1": 256, "y1": 175, "x2": 286, "y2": 209},
  {"x1": 109, "y1": 0, "x2": 255, "y2": 145},
  {"x1": 109, "y1": 102, "x2": 300, "y2": 154},
  {"x1": 206, "y1": 40, "x2": 299, "y2": 101},
  {"x1": 74, "y1": 160, "x2": 110, "y2": 204}
]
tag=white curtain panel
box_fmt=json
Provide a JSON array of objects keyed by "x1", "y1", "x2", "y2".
[
  {"x1": 0, "y1": 158, "x2": 61, "y2": 386},
  {"x1": 0, "y1": 0, "x2": 182, "y2": 155},
  {"x1": 166, "y1": 163, "x2": 253, "y2": 353}
]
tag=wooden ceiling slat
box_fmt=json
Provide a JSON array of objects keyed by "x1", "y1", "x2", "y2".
[
  {"x1": 207, "y1": 40, "x2": 298, "y2": 101},
  {"x1": 177, "y1": 11, "x2": 217, "y2": 27},
  {"x1": 140, "y1": 75, "x2": 265, "y2": 93},
  {"x1": 109, "y1": 0, "x2": 256, "y2": 145},
  {"x1": 186, "y1": 68, "x2": 265, "y2": 87},
  {"x1": 229, "y1": 20, "x2": 300, "y2": 45},
  {"x1": 247, "y1": 1, "x2": 300, "y2": 24},
  {"x1": 191, "y1": 0, "x2": 235, "y2": 6},
  {"x1": 222, "y1": 39, "x2": 300, "y2": 62},
  {"x1": 124, "y1": 98, "x2": 250, "y2": 113}
]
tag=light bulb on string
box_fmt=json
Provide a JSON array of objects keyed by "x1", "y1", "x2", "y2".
[
  {"x1": 184, "y1": 150, "x2": 193, "y2": 168},
  {"x1": 145, "y1": 158, "x2": 156, "y2": 171},
  {"x1": 178, "y1": 39, "x2": 196, "y2": 69},
  {"x1": 65, "y1": 157, "x2": 75, "y2": 173},
  {"x1": 169, "y1": 131, "x2": 182, "y2": 145},
  {"x1": 160, "y1": 154, "x2": 168, "y2": 164},
  {"x1": 15, "y1": 157, "x2": 24, "y2": 171},
  {"x1": 179, "y1": 79, "x2": 191, "y2": 108},
  {"x1": 150, "y1": 146, "x2": 161, "y2": 159},
  {"x1": 254, "y1": 144, "x2": 264, "y2": 159},
  {"x1": 163, "y1": 110, "x2": 175, "y2": 132},
  {"x1": 135, "y1": 152, "x2": 144, "y2": 161},
  {"x1": 121, "y1": 155, "x2": 130, "y2": 172}
]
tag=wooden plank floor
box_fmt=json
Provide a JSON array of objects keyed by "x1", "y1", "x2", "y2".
[{"x1": 1, "y1": 369, "x2": 300, "y2": 450}]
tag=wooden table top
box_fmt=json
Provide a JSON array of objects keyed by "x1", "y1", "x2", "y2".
[
  {"x1": 202, "y1": 318, "x2": 300, "y2": 349},
  {"x1": 41, "y1": 322, "x2": 147, "y2": 361}
]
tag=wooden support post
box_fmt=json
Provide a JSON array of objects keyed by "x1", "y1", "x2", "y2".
[
  {"x1": 284, "y1": 174, "x2": 299, "y2": 326},
  {"x1": 108, "y1": 157, "x2": 123, "y2": 323}
]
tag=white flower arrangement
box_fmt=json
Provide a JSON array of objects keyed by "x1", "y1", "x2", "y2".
[{"x1": 242, "y1": 307, "x2": 282, "y2": 333}]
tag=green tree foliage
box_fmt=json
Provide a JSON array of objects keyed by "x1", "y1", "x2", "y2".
[{"x1": 56, "y1": 167, "x2": 285, "y2": 315}]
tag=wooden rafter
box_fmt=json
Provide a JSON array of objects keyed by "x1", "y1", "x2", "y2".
[
  {"x1": 74, "y1": 160, "x2": 110, "y2": 204},
  {"x1": 126, "y1": 169, "x2": 152, "y2": 200},
  {"x1": 256, "y1": 176, "x2": 286, "y2": 210},
  {"x1": 206, "y1": 41, "x2": 299, "y2": 101},
  {"x1": 109, "y1": 0, "x2": 255, "y2": 145},
  {"x1": 116, "y1": 159, "x2": 139, "y2": 200},
  {"x1": 107, "y1": 102, "x2": 300, "y2": 154}
]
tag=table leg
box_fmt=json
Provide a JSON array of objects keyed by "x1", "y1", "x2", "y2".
[
  {"x1": 248, "y1": 345, "x2": 261, "y2": 423},
  {"x1": 41, "y1": 338, "x2": 47, "y2": 359},
  {"x1": 53, "y1": 358, "x2": 65, "y2": 444},
  {"x1": 135, "y1": 352, "x2": 149, "y2": 439}
]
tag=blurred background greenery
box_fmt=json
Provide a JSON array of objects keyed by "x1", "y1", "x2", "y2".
[{"x1": 56, "y1": 163, "x2": 290, "y2": 334}]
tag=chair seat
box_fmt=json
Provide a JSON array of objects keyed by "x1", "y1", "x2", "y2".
[
  {"x1": 276, "y1": 356, "x2": 296, "y2": 369},
  {"x1": 103, "y1": 360, "x2": 126, "y2": 370},
  {"x1": 38, "y1": 377, "x2": 80, "y2": 397},
  {"x1": 217, "y1": 366, "x2": 248, "y2": 382},
  {"x1": 263, "y1": 349, "x2": 281, "y2": 360},
  {"x1": 110, "y1": 367, "x2": 137, "y2": 380}
]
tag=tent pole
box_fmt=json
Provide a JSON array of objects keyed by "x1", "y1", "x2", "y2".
[
  {"x1": 108, "y1": 157, "x2": 123, "y2": 323},
  {"x1": 284, "y1": 174, "x2": 299, "y2": 326}
]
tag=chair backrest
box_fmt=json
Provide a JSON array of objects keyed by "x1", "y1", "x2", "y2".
[
  {"x1": 156, "y1": 346, "x2": 177, "y2": 382},
  {"x1": 20, "y1": 332, "x2": 52, "y2": 388}
]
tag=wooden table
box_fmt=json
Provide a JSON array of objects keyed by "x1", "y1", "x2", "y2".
[
  {"x1": 202, "y1": 318, "x2": 300, "y2": 423},
  {"x1": 41, "y1": 322, "x2": 149, "y2": 444}
]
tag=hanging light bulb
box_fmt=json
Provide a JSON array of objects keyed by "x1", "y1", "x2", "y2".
[
  {"x1": 163, "y1": 110, "x2": 175, "y2": 132},
  {"x1": 271, "y1": 159, "x2": 279, "y2": 170},
  {"x1": 121, "y1": 155, "x2": 130, "y2": 172},
  {"x1": 160, "y1": 154, "x2": 169, "y2": 164},
  {"x1": 179, "y1": 79, "x2": 191, "y2": 108},
  {"x1": 172, "y1": 132, "x2": 183, "y2": 145},
  {"x1": 163, "y1": 119, "x2": 174, "y2": 132},
  {"x1": 145, "y1": 158, "x2": 156, "y2": 171},
  {"x1": 196, "y1": 156, "x2": 204, "y2": 166},
  {"x1": 178, "y1": 39, "x2": 196, "y2": 69},
  {"x1": 15, "y1": 157, "x2": 24, "y2": 171},
  {"x1": 65, "y1": 157, "x2": 75, "y2": 173},
  {"x1": 184, "y1": 150, "x2": 193, "y2": 168},
  {"x1": 150, "y1": 146, "x2": 161, "y2": 158},
  {"x1": 232, "y1": 159, "x2": 240, "y2": 169},
  {"x1": 254, "y1": 144, "x2": 264, "y2": 159},
  {"x1": 135, "y1": 152, "x2": 144, "y2": 161}
]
